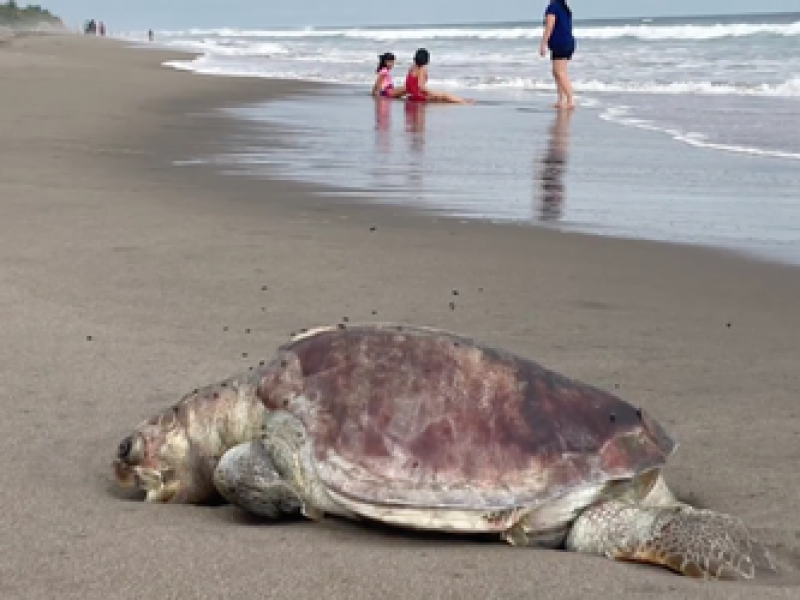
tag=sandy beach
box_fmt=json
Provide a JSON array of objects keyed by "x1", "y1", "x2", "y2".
[{"x1": 1, "y1": 33, "x2": 799, "y2": 599}]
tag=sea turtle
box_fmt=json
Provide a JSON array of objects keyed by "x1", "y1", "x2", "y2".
[{"x1": 113, "y1": 323, "x2": 775, "y2": 580}]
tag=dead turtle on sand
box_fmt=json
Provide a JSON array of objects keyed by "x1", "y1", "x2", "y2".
[{"x1": 114, "y1": 323, "x2": 775, "y2": 580}]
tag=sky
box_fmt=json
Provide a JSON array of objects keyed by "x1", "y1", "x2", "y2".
[{"x1": 36, "y1": 0, "x2": 799, "y2": 31}]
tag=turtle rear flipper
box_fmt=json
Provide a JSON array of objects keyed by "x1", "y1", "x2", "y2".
[{"x1": 566, "y1": 500, "x2": 777, "y2": 580}]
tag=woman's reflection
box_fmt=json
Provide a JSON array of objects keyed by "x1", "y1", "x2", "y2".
[{"x1": 536, "y1": 108, "x2": 572, "y2": 221}]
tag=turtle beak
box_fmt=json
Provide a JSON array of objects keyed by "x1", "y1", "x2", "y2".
[
  {"x1": 113, "y1": 459, "x2": 137, "y2": 489},
  {"x1": 135, "y1": 467, "x2": 181, "y2": 502}
]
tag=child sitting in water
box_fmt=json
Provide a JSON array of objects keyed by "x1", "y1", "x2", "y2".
[
  {"x1": 404, "y1": 48, "x2": 473, "y2": 104},
  {"x1": 371, "y1": 52, "x2": 406, "y2": 99}
]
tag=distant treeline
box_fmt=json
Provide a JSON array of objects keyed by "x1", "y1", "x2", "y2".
[{"x1": 0, "y1": 1, "x2": 63, "y2": 27}]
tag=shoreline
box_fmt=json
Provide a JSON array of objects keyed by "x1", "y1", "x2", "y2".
[{"x1": 1, "y1": 33, "x2": 799, "y2": 599}]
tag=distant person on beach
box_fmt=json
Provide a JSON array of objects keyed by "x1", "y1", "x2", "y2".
[
  {"x1": 540, "y1": 0, "x2": 576, "y2": 110},
  {"x1": 371, "y1": 52, "x2": 406, "y2": 99},
  {"x1": 404, "y1": 48, "x2": 473, "y2": 104},
  {"x1": 148, "y1": 29, "x2": 154, "y2": 42}
]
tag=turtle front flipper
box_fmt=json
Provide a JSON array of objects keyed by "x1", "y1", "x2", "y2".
[
  {"x1": 213, "y1": 441, "x2": 302, "y2": 518},
  {"x1": 566, "y1": 499, "x2": 776, "y2": 580},
  {"x1": 260, "y1": 410, "x2": 358, "y2": 521}
]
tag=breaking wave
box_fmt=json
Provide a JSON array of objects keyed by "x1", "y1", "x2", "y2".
[
  {"x1": 472, "y1": 76, "x2": 800, "y2": 98},
  {"x1": 600, "y1": 106, "x2": 800, "y2": 161},
  {"x1": 153, "y1": 20, "x2": 800, "y2": 42},
  {"x1": 164, "y1": 52, "x2": 800, "y2": 100}
]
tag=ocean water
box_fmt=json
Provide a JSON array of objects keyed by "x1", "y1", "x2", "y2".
[
  {"x1": 127, "y1": 12, "x2": 800, "y2": 160},
  {"x1": 123, "y1": 12, "x2": 800, "y2": 263}
]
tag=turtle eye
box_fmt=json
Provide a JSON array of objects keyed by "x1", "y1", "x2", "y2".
[
  {"x1": 117, "y1": 435, "x2": 143, "y2": 463},
  {"x1": 118, "y1": 436, "x2": 133, "y2": 459}
]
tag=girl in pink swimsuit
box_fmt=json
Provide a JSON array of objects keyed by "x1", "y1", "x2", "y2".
[
  {"x1": 371, "y1": 52, "x2": 406, "y2": 99},
  {"x1": 404, "y1": 48, "x2": 473, "y2": 104}
]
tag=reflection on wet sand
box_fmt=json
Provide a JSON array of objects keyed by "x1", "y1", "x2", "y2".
[
  {"x1": 536, "y1": 109, "x2": 572, "y2": 221},
  {"x1": 404, "y1": 100, "x2": 426, "y2": 135},
  {"x1": 374, "y1": 98, "x2": 392, "y2": 152},
  {"x1": 370, "y1": 98, "x2": 394, "y2": 189},
  {"x1": 404, "y1": 101, "x2": 426, "y2": 195}
]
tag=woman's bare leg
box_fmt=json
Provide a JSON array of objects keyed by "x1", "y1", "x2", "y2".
[
  {"x1": 551, "y1": 61, "x2": 565, "y2": 107},
  {"x1": 427, "y1": 90, "x2": 474, "y2": 104},
  {"x1": 388, "y1": 86, "x2": 407, "y2": 99},
  {"x1": 553, "y1": 60, "x2": 574, "y2": 109}
]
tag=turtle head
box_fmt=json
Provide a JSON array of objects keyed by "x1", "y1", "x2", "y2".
[
  {"x1": 113, "y1": 378, "x2": 267, "y2": 504},
  {"x1": 113, "y1": 405, "x2": 196, "y2": 503}
]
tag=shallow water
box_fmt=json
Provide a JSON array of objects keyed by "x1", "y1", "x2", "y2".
[
  {"x1": 134, "y1": 12, "x2": 800, "y2": 162},
  {"x1": 183, "y1": 87, "x2": 800, "y2": 266}
]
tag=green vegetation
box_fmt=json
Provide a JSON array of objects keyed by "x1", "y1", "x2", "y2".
[{"x1": 0, "y1": 1, "x2": 63, "y2": 28}]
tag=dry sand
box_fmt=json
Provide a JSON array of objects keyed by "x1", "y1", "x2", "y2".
[{"x1": 1, "y1": 33, "x2": 799, "y2": 599}]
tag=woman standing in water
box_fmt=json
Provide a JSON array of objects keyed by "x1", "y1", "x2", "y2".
[{"x1": 539, "y1": 0, "x2": 576, "y2": 109}]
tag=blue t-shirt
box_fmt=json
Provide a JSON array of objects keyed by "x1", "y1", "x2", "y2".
[{"x1": 545, "y1": 2, "x2": 575, "y2": 50}]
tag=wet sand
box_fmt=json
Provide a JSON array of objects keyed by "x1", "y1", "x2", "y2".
[
  {"x1": 200, "y1": 88, "x2": 800, "y2": 266},
  {"x1": 1, "y1": 33, "x2": 799, "y2": 599}
]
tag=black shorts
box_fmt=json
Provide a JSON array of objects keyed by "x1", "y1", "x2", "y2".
[{"x1": 550, "y1": 45, "x2": 575, "y2": 60}]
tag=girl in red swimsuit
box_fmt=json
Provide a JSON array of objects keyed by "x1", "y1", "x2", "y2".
[{"x1": 404, "y1": 48, "x2": 473, "y2": 104}]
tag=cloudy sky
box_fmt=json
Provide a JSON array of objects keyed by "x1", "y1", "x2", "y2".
[{"x1": 41, "y1": 0, "x2": 798, "y2": 30}]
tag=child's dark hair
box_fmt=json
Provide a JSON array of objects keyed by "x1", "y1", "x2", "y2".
[
  {"x1": 556, "y1": 0, "x2": 572, "y2": 16},
  {"x1": 376, "y1": 52, "x2": 396, "y2": 73},
  {"x1": 413, "y1": 48, "x2": 430, "y2": 67}
]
